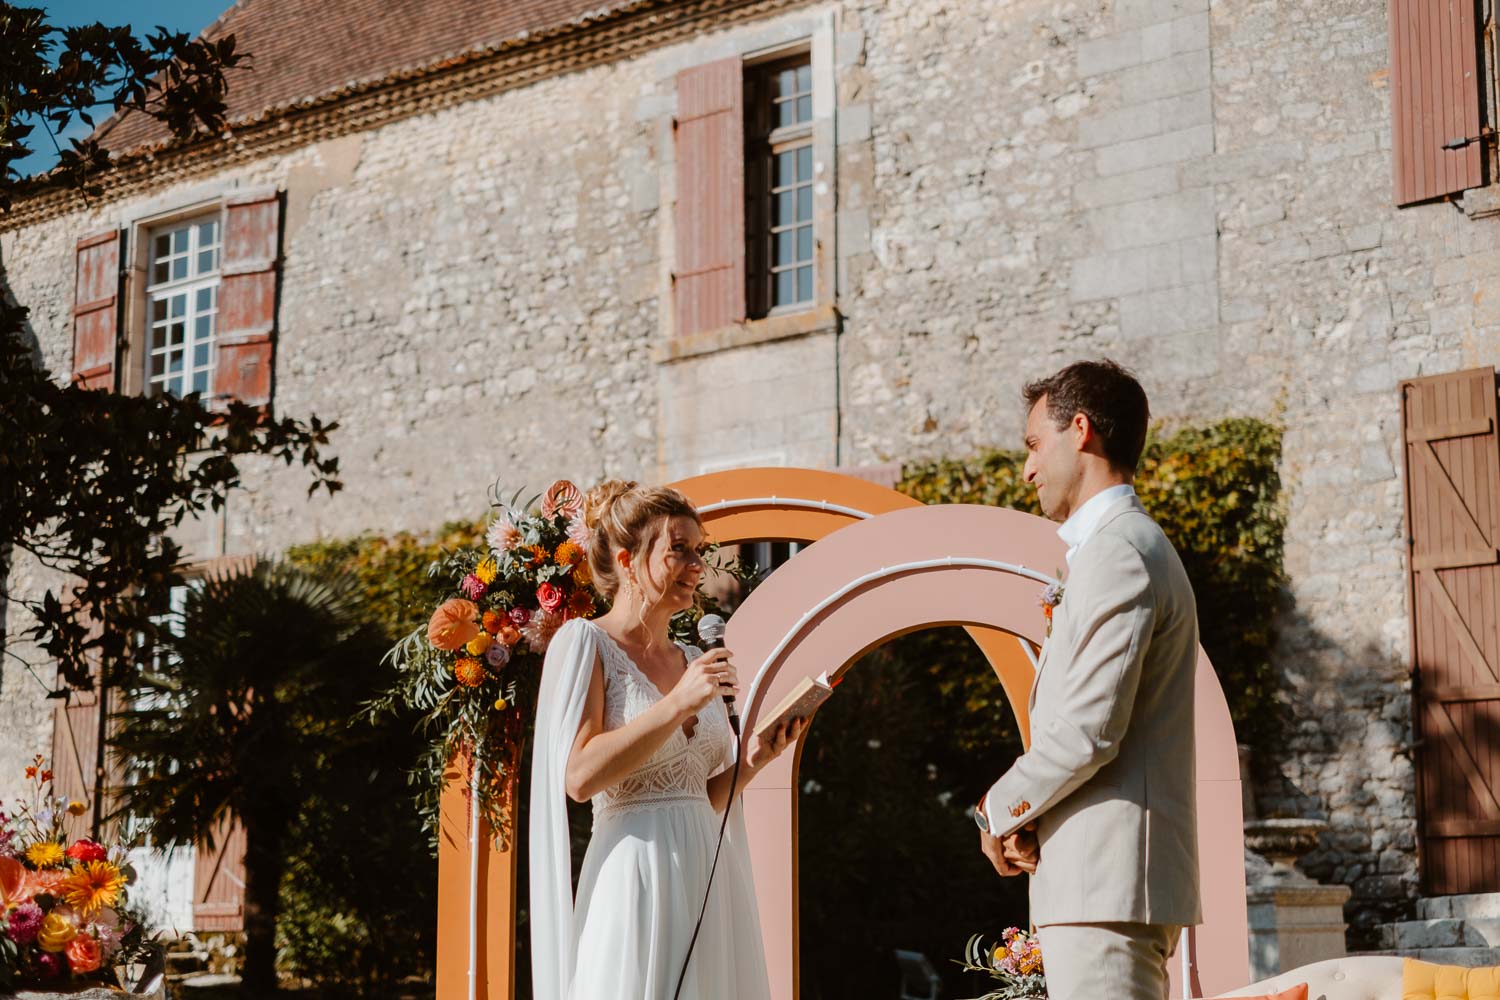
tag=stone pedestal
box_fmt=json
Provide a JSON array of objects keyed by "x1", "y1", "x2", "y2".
[{"x1": 1245, "y1": 818, "x2": 1353, "y2": 981}]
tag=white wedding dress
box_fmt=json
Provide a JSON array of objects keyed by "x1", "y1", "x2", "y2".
[{"x1": 529, "y1": 618, "x2": 772, "y2": 1000}]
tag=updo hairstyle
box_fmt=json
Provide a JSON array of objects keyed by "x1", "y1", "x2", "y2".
[{"x1": 583, "y1": 480, "x2": 701, "y2": 601}]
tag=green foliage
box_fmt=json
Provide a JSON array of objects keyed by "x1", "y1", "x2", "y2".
[
  {"x1": 898, "y1": 417, "x2": 1287, "y2": 742},
  {"x1": 1, "y1": 4, "x2": 243, "y2": 205},
  {"x1": 108, "y1": 561, "x2": 391, "y2": 993},
  {"x1": 1, "y1": 9, "x2": 340, "y2": 695}
]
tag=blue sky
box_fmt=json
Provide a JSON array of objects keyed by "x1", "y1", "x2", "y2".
[{"x1": 16, "y1": 1, "x2": 232, "y2": 176}]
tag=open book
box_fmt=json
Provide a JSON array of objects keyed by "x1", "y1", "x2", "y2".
[{"x1": 752, "y1": 671, "x2": 835, "y2": 741}]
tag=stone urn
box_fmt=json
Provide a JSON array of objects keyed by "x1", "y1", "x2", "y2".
[
  {"x1": 1243, "y1": 816, "x2": 1351, "y2": 980},
  {"x1": 1244, "y1": 816, "x2": 1328, "y2": 883}
]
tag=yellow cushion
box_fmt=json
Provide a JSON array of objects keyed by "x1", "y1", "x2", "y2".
[{"x1": 1404, "y1": 958, "x2": 1500, "y2": 1000}]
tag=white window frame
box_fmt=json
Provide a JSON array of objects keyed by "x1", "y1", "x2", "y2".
[{"x1": 143, "y1": 214, "x2": 222, "y2": 399}]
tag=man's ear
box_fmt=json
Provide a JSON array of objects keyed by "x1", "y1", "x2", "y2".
[{"x1": 1071, "y1": 412, "x2": 1093, "y2": 452}]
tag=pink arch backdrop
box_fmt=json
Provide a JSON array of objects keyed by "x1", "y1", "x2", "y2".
[
  {"x1": 431, "y1": 469, "x2": 1250, "y2": 999},
  {"x1": 690, "y1": 484, "x2": 1248, "y2": 999}
]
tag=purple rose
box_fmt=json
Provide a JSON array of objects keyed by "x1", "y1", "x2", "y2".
[
  {"x1": 485, "y1": 642, "x2": 511, "y2": 669},
  {"x1": 8, "y1": 902, "x2": 43, "y2": 943},
  {"x1": 508, "y1": 607, "x2": 531, "y2": 626}
]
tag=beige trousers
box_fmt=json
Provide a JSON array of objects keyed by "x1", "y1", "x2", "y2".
[{"x1": 1036, "y1": 922, "x2": 1182, "y2": 1000}]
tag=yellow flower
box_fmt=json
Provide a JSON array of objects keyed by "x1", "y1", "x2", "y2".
[
  {"x1": 37, "y1": 911, "x2": 77, "y2": 952},
  {"x1": 474, "y1": 557, "x2": 498, "y2": 585},
  {"x1": 574, "y1": 561, "x2": 592, "y2": 588},
  {"x1": 554, "y1": 541, "x2": 583, "y2": 567},
  {"x1": 465, "y1": 632, "x2": 493, "y2": 656},
  {"x1": 26, "y1": 841, "x2": 65, "y2": 869},
  {"x1": 67, "y1": 801, "x2": 87, "y2": 817},
  {"x1": 493, "y1": 697, "x2": 508, "y2": 711},
  {"x1": 59, "y1": 860, "x2": 127, "y2": 916}
]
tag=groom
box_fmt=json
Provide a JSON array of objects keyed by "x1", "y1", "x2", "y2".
[{"x1": 974, "y1": 360, "x2": 1201, "y2": 1000}]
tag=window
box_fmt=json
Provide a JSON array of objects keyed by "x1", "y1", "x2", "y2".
[
  {"x1": 746, "y1": 55, "x2": 815, "y2": 317},
  {"x1": 145, "y1": 216, "x2": 221, "y2": 398}
]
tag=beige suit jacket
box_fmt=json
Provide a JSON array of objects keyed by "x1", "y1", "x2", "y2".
[{"x1": 985, "y1": 494, "x2": 1202, "y2": 927}]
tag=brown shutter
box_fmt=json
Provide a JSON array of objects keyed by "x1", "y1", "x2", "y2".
[
  {"x1": 214, "y1": 190, "x2": 281, "y2": 408},
  {"x1": 674, "y1": 58, "x2": 746, "y2": 337},
  {"x1": 1389, "y1": 0, "x2": 1484, "y2": 205},
  {"x1": 193, "y1": 813, "x2": 247, "y2": 931},
  {"x1": 71, "y1": 230, "x2": 121, "y2": 390},
  {"x1": 1401, "y1": 367, "x2": 1500, "y2": 895},
  {"x1": 50, "y1": 677, "x2": 104, "y2": 842}
]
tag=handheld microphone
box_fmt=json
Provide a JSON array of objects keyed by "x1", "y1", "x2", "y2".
[{"x1": 695, "y1": 613, "x2": 739, "y2": 735}]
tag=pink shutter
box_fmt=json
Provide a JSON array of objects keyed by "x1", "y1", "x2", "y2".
[
  {"x1": 193, "y1": 813, "x2": 247, "y2": 931},
  {"x1": 674, "y1": 58, "x2": 746, "y2": 337},
  {"x1": 213, "y1": 191, "x2": 281, "y2": 407},
  {"x1": 1390, "y1": 0, "x2": 1483, "y2": 205},
  {"x1": 71, "y1": 230, "x2": 121, "y2": 390}
]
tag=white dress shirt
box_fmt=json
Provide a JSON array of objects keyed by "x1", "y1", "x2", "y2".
[{"x1": 1056, "y1": 483, "x2": 1137, "y2": 567}]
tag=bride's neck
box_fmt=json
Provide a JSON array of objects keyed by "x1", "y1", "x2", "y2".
[{"x1": 601, "y1": 601, "x2": 673, "y2": 650}]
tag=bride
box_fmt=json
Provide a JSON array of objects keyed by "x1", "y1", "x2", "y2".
[{"x1": 529, "y1": 480, "x2": 803, "y2": 1000}]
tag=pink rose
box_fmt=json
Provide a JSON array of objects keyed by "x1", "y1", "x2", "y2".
[
  {"x1": 536, "y1": 583, "x2": 565, "y2": 615},
  {"x1": 508, "y1": 606, "x2": 531, "y2": 627}
]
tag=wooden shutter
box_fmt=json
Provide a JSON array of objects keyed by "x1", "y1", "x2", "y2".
[
  {"x1": 674, "y1": 58, "x2": 746, "y2": 337},
  {"x1": 50, "y1": 677, "x2": 104, "y2": 843},
  {"x1": 213, "y1": 190, "x2": 281, "y2": 408},
  {"x1": 193, "y1": 812, "x2": 247, "y2": 931},
  {"x1": 1389, "y1": 0, "x2": 1484, "y2": 206},
  {"x1": 71, "y1": 230, "x2": 121, "y2": 390},
  {"x1": 1401, "y1": 368, "x2": 1500, "y2": 894}
]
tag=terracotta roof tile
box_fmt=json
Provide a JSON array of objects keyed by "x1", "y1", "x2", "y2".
[{"x1": 96, "y1": 0, "x2": 633, "y2": 154}]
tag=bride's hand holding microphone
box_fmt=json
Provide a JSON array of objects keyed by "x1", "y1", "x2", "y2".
[{"x1": 670, "y1": 646, "x2": 804, "y2": 770}]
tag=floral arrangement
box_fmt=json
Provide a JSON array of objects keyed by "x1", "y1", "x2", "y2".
[
  {"x1": 376, "y1": 480, "x2": 602, "y2": 842},
  {"x1": 955, "y1": 927, "x2": 1047, "y2": 1000},
  {"x1": 0, "y1": 757, "x2": 153, "y2": 991},
  {"x1": 375, "y1": 479, "x2": 742, "y2": 844}
]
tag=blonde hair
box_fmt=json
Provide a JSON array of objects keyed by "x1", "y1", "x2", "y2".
[{"x1": 584, "y1": 480, "x2": 701, "y2": 601}]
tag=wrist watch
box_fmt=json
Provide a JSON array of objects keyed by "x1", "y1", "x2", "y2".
[{"x1": 974, "y1": 804, "x2": 991, "y2": 834}]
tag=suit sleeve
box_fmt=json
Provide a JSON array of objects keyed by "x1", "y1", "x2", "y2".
[{"x1": 983, "y1": 533, "x2": 1155, "y2": 837}]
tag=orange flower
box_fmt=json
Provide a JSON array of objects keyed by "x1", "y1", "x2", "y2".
[
  {"x1": 66, "y1": 932, "x2": 102, "y2": 973},
  {"x1": 481, "y1": 610, "x2": 506, "y2": 635},
  {"x1": 428, "y1": 599, "x2": 480, "y2": 652},
  {"x1": 554, "y1": 541, "x2": 583, "y2": 567},
  {"x1": 25, "y1": 765, "x2": 37, "y2": 779},
  {"x1": 454, "y1": 657, "x2": 486, "y2": 687},
  {"x1": 526, "y1": 545, "x2": 548, "y2": 568},
  {"x1": 574, "y1": 561, "x2": 592, "y2": 588},
  {"x1": 568, "y1": 590, "x2": 594, "y2": 617},
  {"x1": 496, "y1": 624, "x2": 521, "y2": 647}
]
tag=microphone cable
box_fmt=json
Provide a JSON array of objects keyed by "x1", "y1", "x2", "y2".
[{"x1": 671, "y1": 711, "x2": 742, "y2": 1000}]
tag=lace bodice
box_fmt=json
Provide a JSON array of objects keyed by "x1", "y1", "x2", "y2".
[{"x1": 586, "y1": 622, "x2": 734, "y2": 822}]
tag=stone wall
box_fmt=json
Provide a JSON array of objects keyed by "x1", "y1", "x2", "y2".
[{"x1": 3, "y1": 0, "x2": 1497, "y2": 944}]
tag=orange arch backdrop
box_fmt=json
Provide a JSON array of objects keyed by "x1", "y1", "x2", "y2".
[{"x1": 432, "y1": 468, "x2": 1249, "y2": 999}]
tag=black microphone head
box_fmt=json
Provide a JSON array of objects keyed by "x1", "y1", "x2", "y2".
[{"x1": 697, "y1": 613, "x2": 727, "y2": 647}]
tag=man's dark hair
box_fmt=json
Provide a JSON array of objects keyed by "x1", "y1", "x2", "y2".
[{"x1": 1022, "y1": 359, "x2": 1150, "y2": 472}]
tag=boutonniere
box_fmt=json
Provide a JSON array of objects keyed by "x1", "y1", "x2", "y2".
[{"x1": 1040, "y1": 577, "x2": 1065, "y2": 637}]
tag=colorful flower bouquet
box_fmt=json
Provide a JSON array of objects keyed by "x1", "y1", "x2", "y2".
[
  {"x1": 377, "y1": 481, "x2": 602, "y2": 841},
  {"x1": 0, "y1": 756, "x2": 155, "y2": 992},
  {"x1": 956, "y1": 927, "x2": 1047, "y2": 1000},
  {"x1": 376, "y1": 479, "x2": 744, "y2": 844}
]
